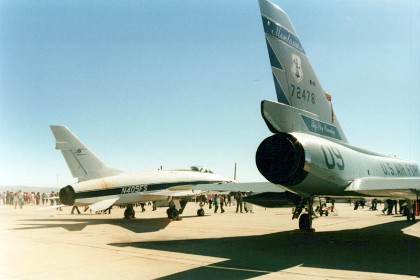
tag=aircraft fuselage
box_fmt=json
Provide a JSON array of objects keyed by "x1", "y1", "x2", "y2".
[
  {"x1": 59, "y1": 170, "x2": 231, "y2": 206},
  {"x1": 256, "y1": 131, "x2": 419, "y2": 198}
]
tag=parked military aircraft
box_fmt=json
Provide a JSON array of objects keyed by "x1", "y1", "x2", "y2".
[
  {"x1": 253, "y1": 0, "x2": 420, "y2": 230},
  {"x1": 51, "y1": 125, "x2": 234, "y2": 219}
]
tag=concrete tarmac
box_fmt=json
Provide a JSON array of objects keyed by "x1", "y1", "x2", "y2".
[{"x1": 0, "y1": 202, "x2": 419, "y2": 279}]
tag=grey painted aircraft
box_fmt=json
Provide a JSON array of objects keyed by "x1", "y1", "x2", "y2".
[{"x1": 252, "y1": 0, "x2": 420, "y2": 230}]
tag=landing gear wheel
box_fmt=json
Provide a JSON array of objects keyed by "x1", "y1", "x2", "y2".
[
  {"x1": 168, "y1": 208, "x2": 179, "y2": 220},
  {"x1": 197, "y1": 209, "x2": 205, "y2": 216},
  {"x1": 124, "y1": 205, "x2": 135, "y2": 219},
  {"x1": 299, "y1": 213, "x2": 311, "y2": 230}
]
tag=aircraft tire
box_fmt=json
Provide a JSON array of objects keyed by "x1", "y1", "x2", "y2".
[
  {"x1": 169, "y1": 209, "x2": 179, "y2": 220},
  {"x1": 166, "y1": 208, "x2": 171, "y2": 219},
  {"x1": 124, "y1": 207, "x2": 135, "y2": 219},
  {"x1": 197, "y1": 209, "x2": 205, "y2": 216},
  {"x1": 299, "y1": 213, "x2": 310, "y2": 230}
]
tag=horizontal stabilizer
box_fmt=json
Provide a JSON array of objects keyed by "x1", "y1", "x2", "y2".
[
  {"x1": 346, "y1": 177, "x2": 420, "y2": 199},
  {"x1": 88, "y1": 197, "x2": 120, "y2": 212}
]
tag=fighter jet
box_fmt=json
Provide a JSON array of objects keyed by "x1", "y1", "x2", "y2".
[
  {"x1": 51, "y1": 125, "x2": 234, "y2": 219},
  {"x1": 253, "y1": 0, "x2": 420, "y2": 230}
]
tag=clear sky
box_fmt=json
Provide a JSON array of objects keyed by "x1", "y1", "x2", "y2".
[{"x1": 0, "y1": 0, "x2": 419, "y2": 188}]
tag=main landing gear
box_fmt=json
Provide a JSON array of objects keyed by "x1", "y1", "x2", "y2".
[
  {"x1": 166, "y1": 208, "x2": 180, "y2": 220},
  {"x1": 166, "y1": 201, "x2": 205, "y2": 220},
  {"x1": 124, "y1": 204, "x2": 135, "y2": 219},
  {"x1": 166, "y1": 199, "x2": 189, "y2": 220},
  {"x1": 293, "y1": 197, "x2": 315, "y2": 232}
]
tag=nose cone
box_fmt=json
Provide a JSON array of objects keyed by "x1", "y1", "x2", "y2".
[{"x1": 59, "y1": 185, "x2": 76, "y2": 205}]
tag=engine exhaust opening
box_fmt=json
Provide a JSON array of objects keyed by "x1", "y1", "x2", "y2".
[
  {"x1": 256, "y1": 133, "x2": 307, "y2": 186},
  {"x1": 59, "y1": 185, "x2": 76, "y2": 206}
]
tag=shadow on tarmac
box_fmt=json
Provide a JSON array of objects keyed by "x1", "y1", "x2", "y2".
[
  {"x1": 111, "y1": 220, "x2": 420, "y2": 279},
  {"x1": 12, "y1": 217, "x2": 172, "y2": 233}
]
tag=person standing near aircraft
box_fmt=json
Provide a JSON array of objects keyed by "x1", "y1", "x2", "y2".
[
  {"x1": 71, "y1": 205, "x2": 81, "y2": 214},
  {"x1": 387, "y1": 199, "x2": 394, "y2": 215},
  {"x1": 220, "y1": 195, "x2": 225, "y2": 213},
  {"x1": 17, "y1": 191, "x2": 23, "y2": 209},
  {"x1": 208, "y1": 194, "x2": 213, "y2": 209},
  {"x1": 213, "y1": 195, "x2": 219, "y2": 213},
  {"x1": 13, "y1": 193, "x2": 18, "y2": 209},
  {"x1": 235, "y1": 192, "x2": 243, "y2": 213},
  {"x1": 369, "y1": 199, "x2": 378, "y2": 211},
  {"x1": 140, "y1": 203, "x2": 146, "y2": 212},
  {"x1": 382, "y1": 200, "x2": 389, "y2": 214}
]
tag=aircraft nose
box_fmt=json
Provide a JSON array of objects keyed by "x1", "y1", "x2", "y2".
[{"x1": 59, "y1": 185, "x2": 76, "y2": 205}]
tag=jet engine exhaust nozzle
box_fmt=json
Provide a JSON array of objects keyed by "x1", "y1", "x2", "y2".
[
  {"x1": 59, "y1": 185, "x2": 76, "y2": 206},
  {"x1": 256, "y1": 133, "x2": 308, "y2": 186}
]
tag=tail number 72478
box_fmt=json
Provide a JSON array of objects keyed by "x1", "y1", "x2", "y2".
[{"x1": 290, "y1": 84, "x2": 315, "y2": 104}]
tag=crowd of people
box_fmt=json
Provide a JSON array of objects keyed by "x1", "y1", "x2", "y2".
[
  {"x1": 0, "y1": 190, "x2": 59, "y2": 209},
  {"x1": 353, "y1": 198, "x2": 413, "y2": 217},
  {"x1": 197, "y1": 192, "x2": 254, "y2": 213}
]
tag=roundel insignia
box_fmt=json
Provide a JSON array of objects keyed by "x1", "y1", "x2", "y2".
[{"x1": 291, "y1": 54, "x2": 303, "y2": 83}]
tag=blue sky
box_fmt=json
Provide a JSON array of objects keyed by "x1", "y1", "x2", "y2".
[{"x1": 0, "y1": 0, "x2": 419, "y2": 188}]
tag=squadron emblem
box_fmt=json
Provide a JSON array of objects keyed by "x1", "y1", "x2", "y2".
[{"x1": 291, "y1": 54, "x2": 303, "y2": 83}]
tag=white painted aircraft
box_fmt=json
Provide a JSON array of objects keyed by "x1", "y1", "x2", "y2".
[
  {"x1": 252, "y1": 0, "x2": 420, "y2": 230},
  {"x1": 51, "y1": 125, "x2": 234, "y2": 219}
]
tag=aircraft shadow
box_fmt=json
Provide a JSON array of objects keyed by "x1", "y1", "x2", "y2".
[
  {"x1": 110, "y1": 220, "x2": 420, "y2": 278},
  {"x1": 13, "y1": 217, "x2": 172, "y2": 233}
]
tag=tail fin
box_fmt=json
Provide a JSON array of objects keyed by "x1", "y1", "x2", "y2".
[
  {"x1": 259, "y1": 0, "x2": 347, "y2": 143},
  {"x1": 50, "y1": 125, "x2": 123, "y2": 181}
]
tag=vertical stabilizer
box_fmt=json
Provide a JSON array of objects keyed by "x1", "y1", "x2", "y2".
[
  {"x1": 50, "y1": 125, "x2": 123, "y2": 181},
  {"x1": 259, "y1": 0, "x2": 347, "y2": 143}
]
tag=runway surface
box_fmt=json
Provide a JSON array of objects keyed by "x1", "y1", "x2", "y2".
[{"x1": 0, "y1": 201, "x2": 419, "y2": 279}]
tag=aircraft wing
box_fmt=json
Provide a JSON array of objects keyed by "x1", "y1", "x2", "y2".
[
  {"x1": 194, "y1": 182, "x2": 286, "y2": 193},
  {"x1": 88, "y1": 197, "x2": 120, "y2": 212},
  {"x1": 346, "y1": 177, "x2": 420, "y2": 199},
  {"x1": 149, "y1": 189, "x2": 205, "y2": 197}
]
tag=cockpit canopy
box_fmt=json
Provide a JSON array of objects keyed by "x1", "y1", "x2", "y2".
[
  {"x1": 171, "y1": 166, "x2": 214, "y2": 174},
  {"x1": 190, "y1": 166, "x2": 213, "y2": 173}
]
